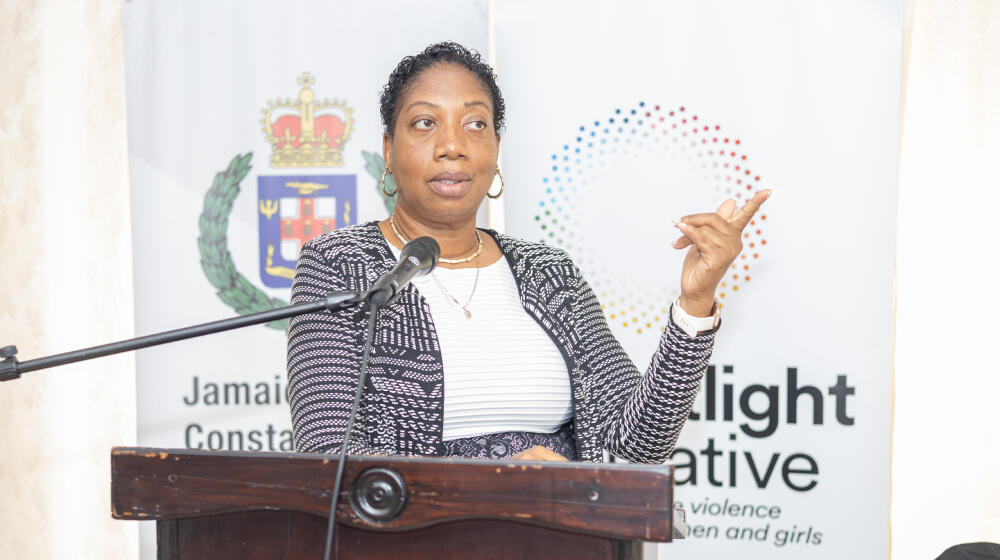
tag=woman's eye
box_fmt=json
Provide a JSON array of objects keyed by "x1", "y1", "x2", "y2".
[
  {"x1": 414, "y1": 119, "x2": 434, "y2": 130},
  {"x1": 466, "y1": 120, "x2": 487, "y2": 131}
]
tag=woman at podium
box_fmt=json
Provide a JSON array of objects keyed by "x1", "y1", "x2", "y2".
[{"x1": 286, "y1": 42, "x2": 769, "y2": 463}]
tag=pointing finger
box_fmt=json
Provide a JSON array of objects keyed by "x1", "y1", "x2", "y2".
[{"x1": 730, "y1": 189, "x2": 772, "y2": 231}]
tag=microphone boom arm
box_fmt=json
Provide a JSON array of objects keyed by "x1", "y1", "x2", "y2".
[{"x1": 0, "y1": 290, "x2": 363, "y2": 382}]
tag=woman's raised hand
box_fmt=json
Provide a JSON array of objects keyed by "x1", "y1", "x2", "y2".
[{"x1": 672, "y1": 190, "x2": 772, "y2": 317}]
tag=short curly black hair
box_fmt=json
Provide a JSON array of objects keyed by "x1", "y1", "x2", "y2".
[{"x1": 379, "y1": 41, "x2": 505, "y2": 135}]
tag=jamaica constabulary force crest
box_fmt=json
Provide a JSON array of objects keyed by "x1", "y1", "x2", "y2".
[
  {"x1": 257, "y1": 72, "x2": 357, "y2": 288},
  {"x1": 198, "y1": 73, "x2": 369, "y2": 330}
]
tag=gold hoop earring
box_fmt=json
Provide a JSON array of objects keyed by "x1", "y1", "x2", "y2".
[
  {"x1": 487, "y1": 167, "x2": 504, "y2": 199},
  {"x1": 380, "y1": 167, "x2": 396, "y2": 197}
]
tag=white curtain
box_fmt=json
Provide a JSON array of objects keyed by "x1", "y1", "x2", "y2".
[
  {"x1": 893, "y1": 0, "x2": 1000, "y2": 557},
  {"x1": 0, "y1": 0, "x2": 137, "y2": 558}
]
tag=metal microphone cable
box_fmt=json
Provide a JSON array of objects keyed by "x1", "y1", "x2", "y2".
[{"x1": 321, "y1": 304, "x2": 379, "y2": 560}]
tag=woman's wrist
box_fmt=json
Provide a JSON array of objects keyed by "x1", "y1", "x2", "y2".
[{"x1": 677, "y1": 294, "x2": 715, "y2": 318}]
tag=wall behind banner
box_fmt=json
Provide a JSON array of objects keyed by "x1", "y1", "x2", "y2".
[
  {"x1": 0, "y1": 0, "x2": 138, "y2": 558},
  {"x1": 892, "y1": 0, "x2": 1000, "y2": 555}
]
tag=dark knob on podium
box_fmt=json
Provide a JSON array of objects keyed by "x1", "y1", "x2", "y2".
[{"x1": 349, "y1": 466, "x2": 408, "y2": 523}]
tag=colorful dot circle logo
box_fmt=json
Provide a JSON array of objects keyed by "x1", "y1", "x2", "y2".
[{"x1": 534, "y1": 103, "x2": 769, "y2": 335}]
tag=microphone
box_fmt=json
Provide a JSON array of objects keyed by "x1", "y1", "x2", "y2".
[{"x1": 366, "y1": 236, "x2": 440, "y2": 308}]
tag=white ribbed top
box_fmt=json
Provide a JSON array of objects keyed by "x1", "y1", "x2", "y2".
[{"x1": 389, "y1": 244, "x2": 572, "y2": 441}]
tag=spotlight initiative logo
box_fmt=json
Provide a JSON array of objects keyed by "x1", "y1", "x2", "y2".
[{"x1": 534, "y1": 103, "x2": 769, "y2": 336}]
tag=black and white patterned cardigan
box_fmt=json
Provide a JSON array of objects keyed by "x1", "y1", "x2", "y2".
[{"x1": 286, "y1": 221, "x2": 717, "y2": 464}]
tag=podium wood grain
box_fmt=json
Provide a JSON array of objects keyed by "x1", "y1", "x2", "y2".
[{"x1": 112, "y1": 447, "x2": 675, "y2": 559}]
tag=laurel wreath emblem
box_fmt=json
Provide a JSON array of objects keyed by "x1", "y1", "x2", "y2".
[{"x1": 198, "y1": 153, "x2": 290, "y2": 331}]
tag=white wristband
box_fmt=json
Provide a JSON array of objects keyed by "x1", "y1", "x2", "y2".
[{"x1": 671, "y1": 297, "x2": 721, "y2": 338}]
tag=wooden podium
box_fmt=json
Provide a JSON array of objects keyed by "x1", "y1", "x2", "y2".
[{"x1": 111, "y1": 447, "x2": 683, "y2": 559}]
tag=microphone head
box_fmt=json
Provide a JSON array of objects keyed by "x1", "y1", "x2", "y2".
[{"x1": 400, "y1": 236, "x2": 440, "y2": 275}]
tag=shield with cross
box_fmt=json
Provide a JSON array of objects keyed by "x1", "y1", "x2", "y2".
[{"x1": 257, "y1": 174, "x2": 356, "y2": 288}]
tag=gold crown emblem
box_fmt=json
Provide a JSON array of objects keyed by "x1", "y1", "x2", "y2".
[{"x1": 261, "y1": 72, "x2": 354, "y2": 167}]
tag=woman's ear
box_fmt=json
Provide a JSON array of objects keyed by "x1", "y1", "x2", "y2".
[{"x1": 382, "y1": 133, "x2": 392, "y2": 171}]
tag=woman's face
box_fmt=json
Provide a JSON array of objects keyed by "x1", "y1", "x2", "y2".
[{"x1": 383, "y1": 63, "x2": 500, "y2": 225}]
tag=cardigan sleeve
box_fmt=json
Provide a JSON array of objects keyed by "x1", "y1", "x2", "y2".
[
  {"x1": 572, "y1": 264, "x2": 718, "y2": 464},
  {"x1": 286, "y1": 241, "x2": 384, "y2": 455}
]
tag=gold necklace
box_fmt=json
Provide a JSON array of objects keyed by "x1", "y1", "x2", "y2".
[
  {"x1": 430, "y1": 265, "x2": 479, "y2": 319},
  {"x1": 389, "y1": 214, "x2": 483, "y2": 264}
]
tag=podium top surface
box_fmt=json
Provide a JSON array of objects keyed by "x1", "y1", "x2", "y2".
[{"x1": 111, "y1": 446, "x2": 679, "y2": 542}]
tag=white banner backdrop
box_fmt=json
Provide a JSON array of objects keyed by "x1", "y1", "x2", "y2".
[
  {"x1": 124, "y1": 0, "x2": 897, "y2": 558},
  {"x1": 122, "y1": 1, "x2": 487, "y2": 555},
  {"x1": 495, "y1": 1, "x2": 898, "y2": 559}
]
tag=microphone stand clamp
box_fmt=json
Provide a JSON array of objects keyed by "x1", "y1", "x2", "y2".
[{"x1": 0, "y1": 345, "x2": 20, "y2": 382}]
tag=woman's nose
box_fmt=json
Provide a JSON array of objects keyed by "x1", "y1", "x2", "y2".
[{"x1": 434, "y1": 121, "x2": 466, "y2": 160}]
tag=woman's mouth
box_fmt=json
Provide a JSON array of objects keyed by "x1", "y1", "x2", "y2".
[{"x1": 427, "y1": 172, "x2": 473, "y2": 197}]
